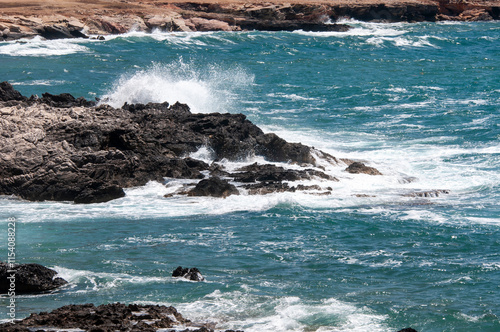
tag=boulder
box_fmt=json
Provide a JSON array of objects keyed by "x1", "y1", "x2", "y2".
[
  {"x1": 172, "y1": 266, "x2": 205, "y2": 281},
  {"x1": 188, "y1": 177, "x2": 239, "y2": 198},
  {"x1": 0, "y1": 262, "x2": 67, "y2": 294},
  {"x1": 345, "y1": 161, "x2": 382, "y2": 175}
]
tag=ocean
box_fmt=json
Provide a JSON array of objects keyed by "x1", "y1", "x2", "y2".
[{"x1": 0, "y1": 20, "x2": 499, "y2": 331}]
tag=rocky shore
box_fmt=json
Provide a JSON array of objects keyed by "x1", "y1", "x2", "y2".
[
  {"x1": 0, "y1": 302, "x2": 244, "y2": 332},
  {"x1": 0, "y1": 0, "x2": 498, "y2": 41},
  {"x1": 0, "y1": 82, "x2": 381, "y2": 203}
]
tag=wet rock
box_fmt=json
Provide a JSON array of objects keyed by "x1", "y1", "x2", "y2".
[
  {"x1": 0, "y1": 262, "x2": 68, "y2": 294},
  {"x1": 172, "y1": 266, "x2": 205, "y2": 281},
  {"x1": 0, "y1": 83, "x2": 345, "y2": 203},
  {"x1": 232, "y1": 163, "x2": 335, "y2": 183},
  {"x1": 188, "y1": 177, "x2": 239, "y2": 198},
  {"x1": 345, "y1": 161, "x2": 382, "y2": 175},
  {"x1": 256, "y1": 133, "x2": 316, "y2": 165},
  {"x1": 0, "y1": 303, "x2": 192, "y2": 331},
  {"x1": 397, "y1": 328, "x2": 418, "y2": 332},
  {"x1": 0, "y1": 82, "x2": 27, "y2": 102}
]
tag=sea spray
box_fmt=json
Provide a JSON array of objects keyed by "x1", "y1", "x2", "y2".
[{"x1": 99, "y1": 59, "x2": 254, "y2": 112}]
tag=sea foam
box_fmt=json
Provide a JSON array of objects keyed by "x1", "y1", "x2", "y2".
[{"x1": 99, "y1": 60, "x2": 254, "y2": 113}]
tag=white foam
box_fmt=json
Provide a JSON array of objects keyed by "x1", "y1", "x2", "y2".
[
  {"x1": 52, "y1": 266, "x2": 174, "y2": 292},
  {"x1": 11, "y1": 80, "x2": 67, "y2": 86},
  {"x1": 99, "y1": 60, "x2": 254, "y2": 112},
  {"x1": 0, "y1": 36, "x2": 89, "y2": 56},
  {"x1": 174, "y1": 291, "x2": 389, "y2": 332}
]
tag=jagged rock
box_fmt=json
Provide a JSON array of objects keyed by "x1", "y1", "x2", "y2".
[
  {"x1": 0, "y1": 262, "x2": 67, "y2": 294},
  {"x1": 0, "y1": 83, "x2": 345, "y2": 203},
  {"x1": 41, "y1": 92, "x2": 96, "y2": 108},
  {"x1": 345, "y1": 161, "x2": 382, "y2": 175},
  {"x1": 0, "y1": 302, "x2": 243, "y2": 331},
  {"x1": 188, "y1": 177, "x2": 239, "y2": 198},
  {"x1": 0, "y1": 303, "x2": 189, "y2": 331},
  {"x1": 232, "y1": 163, "x2": 335, "y2": 182},
  {"x1": 0, "y1": 82, "x2": 27, "y2": 102},
  {"x1": 172, "y1": 266, "x2": 205, "y2": 281}
]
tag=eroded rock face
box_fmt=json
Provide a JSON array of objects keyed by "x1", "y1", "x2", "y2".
[{"x1": 0, "y1": 262, "x2": 68, "y2": 294}]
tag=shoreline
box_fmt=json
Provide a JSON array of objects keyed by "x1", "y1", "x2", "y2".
[{"x1": 1, "y1": 0, "x2": 499, "y2": 41}]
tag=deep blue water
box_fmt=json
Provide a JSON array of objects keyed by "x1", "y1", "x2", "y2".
[{"x1": 1, "y1": 20, "x2": 499, "y2": 331}]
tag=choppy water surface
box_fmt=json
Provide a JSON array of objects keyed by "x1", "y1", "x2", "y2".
[{"x1": 1, "y1": 20, "x2": 499, "y2": 331}]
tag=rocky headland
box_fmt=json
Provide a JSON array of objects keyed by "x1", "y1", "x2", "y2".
[
  {"x1": 0, "y1": 0, "x2": 498, "y2": 41},
  {"x1": 0, "y1": 81, "x2": 380, "y2": 203}
]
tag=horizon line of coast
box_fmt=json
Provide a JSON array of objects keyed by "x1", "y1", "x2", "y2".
[{"x1": 1, "y1": 0, "x2": 499, "y2": 41}]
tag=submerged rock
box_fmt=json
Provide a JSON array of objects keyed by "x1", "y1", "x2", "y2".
[
  {"x1": 172, "y1": 266, "x2": 205, "y2": 281},
  {"x1": 0, "y1": 262, "x2": 68, "y2": 294},
  {"x1": 404, "y1": 190, "x2": 450, "y2": 198}
]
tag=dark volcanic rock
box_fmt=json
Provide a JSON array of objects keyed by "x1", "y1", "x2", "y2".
[
  {"x1": 172, "y1": 266, "x2": 205, "y2": 281},
  {"x1": 345, "y1": 161, "x2": 382, "y2": 175},
  {"x1": 41, "y1": 92, "x2": 96, "y2": 108},
  {"x1": 233, "y1": 163, "x2": 335, "y2": 183},
  {"x1": 0, "y1": 83, "x2": 344, "y2": 203},
  {"x1": 0, "y1": 302, "x2": 243, "y2": 332},
  {"x1": 397, "y1": 328, "x2": 418, "y2": 332},
  {"x1": 0, "y1": 82, "x2": 27, "y2": 102},
  {"x1": 0, "y1": 303, "x2": 188, "y2": 331},
  {"x1": 0, "y1": 262, "x2": 67, "y2": 294},
  {"x1": 188, "y1": 177, "x2": 239, "y2": 198}
]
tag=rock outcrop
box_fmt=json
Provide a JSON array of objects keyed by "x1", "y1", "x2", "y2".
[
  {"x1": 0, "y1": 82, "x2": 353, "y2": 203},
  {"x1": 0, "y1": 303, "x2": 243, "y2": 332},
  {"x1": 0, "y1": 262, "x2": 67, "y2": 294},
  {"x1": 172, "y1": 266, "x2": 205, "y2": 281}
]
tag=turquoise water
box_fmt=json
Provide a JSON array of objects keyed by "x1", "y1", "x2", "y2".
[{"x1": 1, "y1": 20, "x2": 499, "y2": 331}]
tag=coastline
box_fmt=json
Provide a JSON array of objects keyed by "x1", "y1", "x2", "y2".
[{"x1": 1, "y1": 0, "x2": 499, "y2": 41}]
